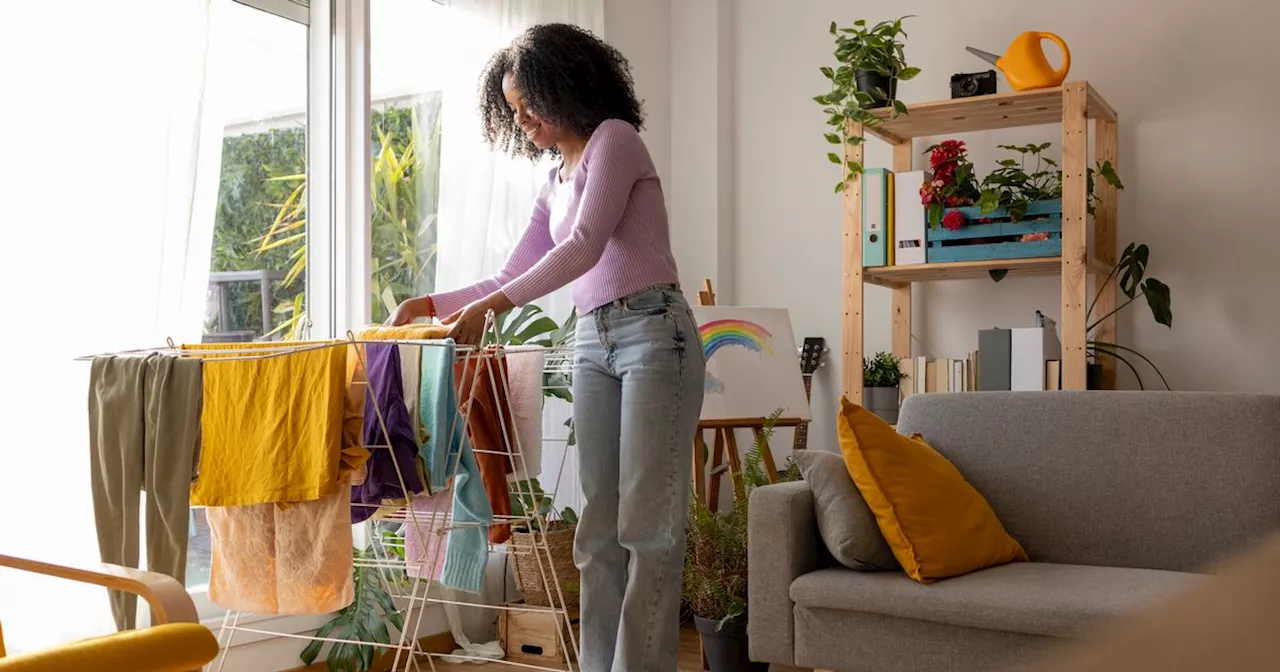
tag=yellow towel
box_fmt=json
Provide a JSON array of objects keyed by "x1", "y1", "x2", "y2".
[
  {"x1": 185, "y1": 342, "x2": 352, "y2": 507},
  {"x1": 355, "y1": 324, "x2": 451, "y2": 341}
]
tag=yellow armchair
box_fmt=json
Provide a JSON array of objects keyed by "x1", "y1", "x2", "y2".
[{"x1": 0, "y1": 554, "x2": 219, "y2": 672}]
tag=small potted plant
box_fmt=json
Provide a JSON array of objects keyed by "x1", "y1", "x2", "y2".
[
  {"x1": 815, "y1": 16, "x2": 920, "y2": 187},
  {"x1": 863, "y1": 351, "x2": 906, "y2": 423},
  {"x1": 684, "y1": 411, "x2": 797, "y2": 672}
]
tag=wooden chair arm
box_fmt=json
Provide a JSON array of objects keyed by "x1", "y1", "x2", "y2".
[{"x1": 0, "y1": 554, "x2": 198, "y2": 625}]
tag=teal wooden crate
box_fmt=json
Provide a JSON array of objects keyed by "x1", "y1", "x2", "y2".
[{"x1": 926, "y1": 199, "x2": 1062, "y2": 263}]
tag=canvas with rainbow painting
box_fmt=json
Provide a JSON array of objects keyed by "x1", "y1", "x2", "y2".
[{"x1": 691, "y1": 306, "x2": 811, "y2": 422}]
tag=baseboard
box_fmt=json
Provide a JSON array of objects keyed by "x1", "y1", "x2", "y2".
[{"x1": 284, "y1": 631, "x2": 455, "y2": 672}]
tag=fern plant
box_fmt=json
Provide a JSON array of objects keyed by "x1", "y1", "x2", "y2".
[{"x1": 683, "y1": 409, "x2": 799, "y2": 629}]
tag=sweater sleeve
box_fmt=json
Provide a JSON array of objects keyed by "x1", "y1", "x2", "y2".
[
  {"x1": 429, "y1": 178, "x2": 555, "y2": 317},
  {"x1": 499, "y1": 120, "x2": 644, "y2": 307}
]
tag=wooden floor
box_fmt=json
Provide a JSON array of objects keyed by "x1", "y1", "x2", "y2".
[{"x1": 425, "y1": 627, "x2": 804, "y2": 671}]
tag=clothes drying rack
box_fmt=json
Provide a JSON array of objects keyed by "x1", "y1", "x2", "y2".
[{"x1": 80, "y1": 313, "x2": 582, "y2": 672}]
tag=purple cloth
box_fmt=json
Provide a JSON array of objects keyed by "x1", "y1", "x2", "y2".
[
  {"x1": 351, "y1": 343, "x2": 424, "y2": 523},
  {"x1": 430, "y1": 119, "x2": 678, "y2": 316}
]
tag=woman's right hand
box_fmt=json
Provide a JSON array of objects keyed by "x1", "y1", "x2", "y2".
[{"x1": 387, "y1": 296, "x2": 434, "y2": 326}]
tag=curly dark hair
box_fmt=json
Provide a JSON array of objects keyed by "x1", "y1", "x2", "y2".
[{"x1": 478, "y1": 23, "x2": 645, "y2": 158}]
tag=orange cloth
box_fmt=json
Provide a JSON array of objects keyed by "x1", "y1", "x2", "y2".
[
  {"x1": 455, "y1": 349, "x2": 518, "y2": 544},
  {"x1": 205, "y1": 481, "x2": 354, "y2": 615},
  {"x1": 836, "y1": 396, "x2": 1027, "y2": 583}
]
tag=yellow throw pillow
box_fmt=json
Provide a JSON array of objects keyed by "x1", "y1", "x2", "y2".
[{"x1": 837, "y1": 396, "x2": 1027, "y2": 583}]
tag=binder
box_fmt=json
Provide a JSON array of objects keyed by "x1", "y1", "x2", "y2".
[
  {"x1": 894, "y1": 170, "x2": 930, "y2": 265},
  {"x1": 1011, "y1": 327, "x2": 1062, "y2": 391},
  {"x1": 862, "y1": 168, "x2": 890, "y2": 267},
  {"x1": 978, "y1": 328, "x2": 1012, "y2": 391}
]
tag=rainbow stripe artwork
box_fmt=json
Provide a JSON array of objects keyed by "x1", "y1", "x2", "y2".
[{"x1": 698, "y1": 318, "x2": 774, "y2": 394}]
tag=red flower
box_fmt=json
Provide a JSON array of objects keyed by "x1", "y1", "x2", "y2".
[
  {"x1": 942, "y1": 210, "x2": 965, "y2": 231},
  {"x1": 929, "y1": 140, "x2": 967, "y2": 172}
]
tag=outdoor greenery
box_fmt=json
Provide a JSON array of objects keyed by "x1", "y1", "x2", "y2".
[
  {"x1": 815, "y1": 17, "x2": 919, "y2": 187},
  {"x1": 863, "y1": 351, "x2": 907, "y2": 388},
  {"x1": 683, "y1": 409, "x2": 799, "y2": 628},
  {"x1": 210, "y1": 98, "x2": 442, "y2": 339}
]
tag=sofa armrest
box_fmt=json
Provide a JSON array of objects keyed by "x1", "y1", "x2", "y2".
[{"x1": 748, "y1": 480, "x2": 821, "y2": 666}]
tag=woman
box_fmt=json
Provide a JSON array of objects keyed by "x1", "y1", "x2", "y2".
[{"x1": 390, "y1": 22, "x2": 705, "y2": 672}]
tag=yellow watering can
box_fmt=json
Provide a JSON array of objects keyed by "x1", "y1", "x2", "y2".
[{"x1": 967, "y1": 32, "x2": 1071, "y2": 91}]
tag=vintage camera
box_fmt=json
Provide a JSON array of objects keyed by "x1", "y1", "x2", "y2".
[{"x1": 950, "y1": 70, "x2": 998, "y2": 99}]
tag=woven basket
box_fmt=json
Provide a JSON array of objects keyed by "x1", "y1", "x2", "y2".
[{"x1": 509, "y1": 521, "x2": 580, "y2": 609}]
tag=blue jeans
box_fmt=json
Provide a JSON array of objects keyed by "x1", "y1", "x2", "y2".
[{"x1": 573, "y1": 284, "x2": 706, "y2": 672}]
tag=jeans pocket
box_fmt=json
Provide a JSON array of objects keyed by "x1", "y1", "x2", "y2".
[{"x1": 619, "y1": 288, "x2": 672, "y2": 316}]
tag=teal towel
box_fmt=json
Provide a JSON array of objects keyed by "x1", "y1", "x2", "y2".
[{"x1": 419, "y1": 340, "x2": 492, "y2": 593}]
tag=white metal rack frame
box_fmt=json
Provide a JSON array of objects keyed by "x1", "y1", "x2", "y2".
[{"x1": 82, "y1": 314, "x2": 580, "y2": 672}]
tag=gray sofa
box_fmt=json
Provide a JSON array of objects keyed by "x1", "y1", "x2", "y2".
[{"x1": 749, "y1": 392, "x2": 1280, "y2": 671}]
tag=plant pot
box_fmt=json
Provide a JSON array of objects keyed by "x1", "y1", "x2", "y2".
[
  {"x1": 694, "y1": 615, "x2": 767, "y2": 672},
  {"x1": 854, "y1": 70, "x2": 897, "y2": 108},
  {"x1": 509, "y1": 521, "x2": 580, "y2": 609},
  {"x1": 1087, "y1": 362, "x2": 1103, "y2": 390},
  {"x1": 865, "y1": 385, "x2": 900, "y2": 424}
]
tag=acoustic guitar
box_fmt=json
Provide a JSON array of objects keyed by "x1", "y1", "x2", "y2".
[{"x1": 793, "y1": 337, "x2": 827, "y2": 451}]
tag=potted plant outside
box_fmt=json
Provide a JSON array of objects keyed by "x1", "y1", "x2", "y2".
[
  {"x1": 684, "y1": 411, "x2": 799, "y2": 672},
  {"x1": 863, "y1": 351, "x2": 906, "y2": 424},
  {"x1": 815, "y1": 16, "x2": 920, "y2": 187}
]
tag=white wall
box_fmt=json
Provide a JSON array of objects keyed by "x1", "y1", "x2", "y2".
[
  {"x1": 606, "y1": 0, "x2": 672, "y2": 205},
  {"x1": 723, "y1": 0, "x2": 1280, "y2": 453}
]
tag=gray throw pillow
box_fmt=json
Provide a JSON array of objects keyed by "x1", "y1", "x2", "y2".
[{"x1": 794, "y1": 449, "x2": 898, "y2": 571}]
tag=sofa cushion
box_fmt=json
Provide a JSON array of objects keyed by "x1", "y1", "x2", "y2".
[
  {"x1": 895, "y1": 392, "x2": 1280, "y2": 572},
  {"x1": 790, "y1": 562, "x2": 1206, "y2": 638},
  {"x1": 793, "y1": 449, "x2": 898, "y2": 571},
  {"x1": 837, "y1": 398, "x2": 1027, "y2": 583}
]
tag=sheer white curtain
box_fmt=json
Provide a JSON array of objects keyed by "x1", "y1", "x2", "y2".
[
  {"x1": 0, "y1": 0, "x2": 219, "y2": 653},
  {"x1": 436, "y1": 0, "x2": 603, "y2": 516}
]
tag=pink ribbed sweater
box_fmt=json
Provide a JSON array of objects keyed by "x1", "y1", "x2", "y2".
[{"x1": 430, "y1": 119, "x2": 679, "y2": 317}]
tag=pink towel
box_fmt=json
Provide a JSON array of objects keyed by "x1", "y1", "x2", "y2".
[{"x1": 404, "y1": 488, "x2": 452, "y2": 580}]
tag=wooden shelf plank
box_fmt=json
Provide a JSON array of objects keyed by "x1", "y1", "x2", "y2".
[
  {"x1": 864, "y1": 257, "x2": 1063, "y2": 286},
  {"x1": 863, "y1": 256, "x2": 1111, "y2": 286},
  {"x1": 863, "y1": 82, "x2": 1114, "y2": 142}
]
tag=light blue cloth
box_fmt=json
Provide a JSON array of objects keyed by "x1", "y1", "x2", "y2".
[{"x1": 419, "y1": 339, "x2": 492, "y2": 594}]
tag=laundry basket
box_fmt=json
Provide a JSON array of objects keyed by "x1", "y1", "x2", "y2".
[{"x1": 509, "y1": 521, "x2": 579, "y2": 609}]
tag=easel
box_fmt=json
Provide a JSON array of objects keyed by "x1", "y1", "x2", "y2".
[
  {"x1": 691, "y1": 280, "x2": 806, "y2": 513},
  {"x1": 693, "y1": 280, "x2": 806, "y2": 671}
]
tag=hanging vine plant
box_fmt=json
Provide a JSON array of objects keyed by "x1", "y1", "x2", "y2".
[{"x1": 814, "y1": 17, "x2": 920, "y2": 191}]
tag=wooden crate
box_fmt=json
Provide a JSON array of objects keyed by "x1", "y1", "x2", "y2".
[
  {"x1": 498, "y1": 603, "x2": 579, "y2": 665},
  {"x1": 925, "y1": 199, "x2": 1062, "y2": 264}
]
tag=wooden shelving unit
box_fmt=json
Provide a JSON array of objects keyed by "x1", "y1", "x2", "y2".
[{"x1": 843, "y1": 81, "x2": 1120, "y2": 404}]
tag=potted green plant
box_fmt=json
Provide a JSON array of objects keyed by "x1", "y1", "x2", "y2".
[
  {"x1": 299, "y1": 546, "x2": 406, "y2": 672},
  {"x1": 684, "y1": 411, "x2": 798, "y2": 672},
  {"x1": 1085, "y1": 243, "x2": 1173, "y2": 389},
  {"x1": 815, "y1": 17, "x2": 920, "y2": 188},
  {"x1": 863, "y1": 351, "x2": 907, "y2": 423},
  {"x1": 508, "y1": 478, "x2": 581, "y2": 609}
]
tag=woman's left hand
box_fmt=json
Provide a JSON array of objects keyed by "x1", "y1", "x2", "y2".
[{"x1": 442, "y1": 292, "x2": 515, "y2": 346}]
